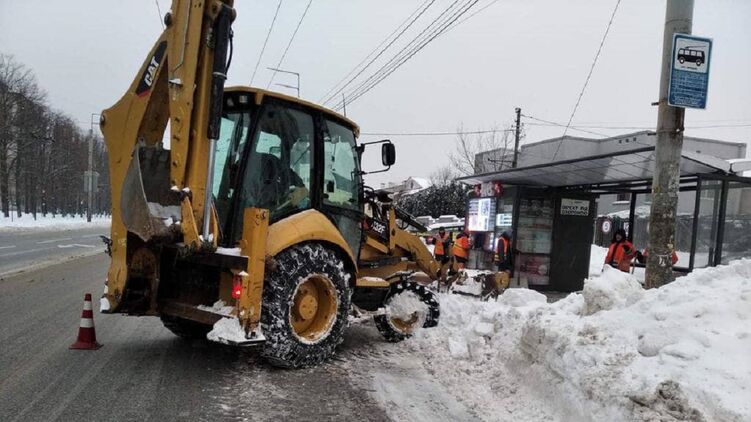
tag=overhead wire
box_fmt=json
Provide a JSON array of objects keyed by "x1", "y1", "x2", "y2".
[
  {"x1": 441, "y1": 0, "x2": 500, "y2": 35},
  {"x1": 361, "y1": 128, "x2": 513, "y2": 137},
  {"x1": 551, "y1": 0, "x2": 622, "y2": 161},
  {"x1": 330, "y1": 0, "x2": 481, "y2": 111},
  {"x1": 333, "y1": 0, "x2": 476, "y2": 110},
  {"x1": 250, "y1": 0, "x2": 283, "y2": 86},
  {"x1": 521, "y1": 113, "x2": 610, "y2": 137},
  {"x1": 324, "y1": 0, "x2": 467, "y2": 108},
  {"x1": 267, "y1": 0, "x2": 313, "y2": 89},
  {"x1": 318, "y1": 0, "x2": 436, "y2": 105},
  {"x1": 154, "y1": 0, "x2": 164, "y2": 29}
]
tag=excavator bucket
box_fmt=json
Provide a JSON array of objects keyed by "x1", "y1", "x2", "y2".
[{"x1": 121, "y1": 145, "x2": 180, "y2": 241}]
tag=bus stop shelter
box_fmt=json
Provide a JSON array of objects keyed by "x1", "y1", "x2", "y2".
[{"x1": 457, "y1": 146, "x2": 751, "y2": 291}]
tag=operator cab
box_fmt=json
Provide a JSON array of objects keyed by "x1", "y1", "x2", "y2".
[{"x1": 212, "y1": 87, "x2": 364, "y2": 253}]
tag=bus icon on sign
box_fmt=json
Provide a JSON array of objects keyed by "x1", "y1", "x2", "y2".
[{"x1": 677, "y1": 47, "x2": 705, "y2": 66}]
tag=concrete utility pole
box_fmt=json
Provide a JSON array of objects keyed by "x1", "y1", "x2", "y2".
[
  {"x1": 512, "y1": 107, "x2": 521, "y2": 168},
  {"x1": 86, "y1": 113, "x2": 100, "y2": 223},
  {"x1": 645, "y1": 0, "x2": 694, "y2": 288}
]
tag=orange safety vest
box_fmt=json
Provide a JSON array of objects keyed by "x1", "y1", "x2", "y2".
[
  {"x1": 453, "y1": 235, "x2": 470, "y2": 259},
  {"x1": 496, "y1": 237, "x2": 509, "y2": 256},
  {"x1": 605, "y1": 240, "x2": 636, "y2": 272},
  {"x1": 434, "y1": 232, "x2": 450, "y2": 256}
]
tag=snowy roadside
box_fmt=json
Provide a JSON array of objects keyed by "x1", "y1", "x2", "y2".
[
  {"x1": 0, "y1": 213, "x2": 111, "y2": 232},
  {"x1": 392, "y1": 260, "x2": 751, "y2": 421}
]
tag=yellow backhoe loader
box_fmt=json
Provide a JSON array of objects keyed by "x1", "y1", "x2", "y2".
[{"x1": 100, "y1": 0, "x2": 444, "y2": 367}]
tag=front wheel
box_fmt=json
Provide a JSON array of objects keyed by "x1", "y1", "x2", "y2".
[
  {"x1": 374, "y1": 280, "x2": 440, "y2": 342},
  {"x1": 261, "y1": 243, "x2": 352, "y2": 368}
]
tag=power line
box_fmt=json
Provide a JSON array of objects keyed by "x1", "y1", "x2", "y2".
[
  {"x1": 335, "y1": 0, "x2": 476, "y2": 109},
  {"x1": 154, "y1": 0, "x2": 164, "y2": 29},
  {"x1": 521, "y1": 113, "x2": 610, "y2": 137},
  {"x1": 361, "y1": 129, "x2": 514, "y2": 137},
  {"x1": 442, "y1": 0, "x2": 500, "y2": 35},
  {"x1": 318, "y1": 0, "x2": 436, "y2": 105},
  {"x1": 267, "y1": 0, "x2": 313, "y2": 89},
  {"x1": 552, "y1": 0, "x2": 622, "y2": 161},
  {"x1": 331, "y1": 0, "x2": 481, "y2": 110},
  {"x1": 324, "y1": 0, "x2": 466, "y2": 108},
  {"x1": 250, "y1": 0, "x2": 283, "y2": 86}
]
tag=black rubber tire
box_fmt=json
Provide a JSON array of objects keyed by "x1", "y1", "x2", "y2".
[
  {"x1": 160, "y1": 314, "x2": 212, "y2": 340},
  {"x1": 374, "y1": 280, "x2": 440, "y2": 343},
  {"x1": 261, "y1": 243, "x2": 352, "y2": 368}
]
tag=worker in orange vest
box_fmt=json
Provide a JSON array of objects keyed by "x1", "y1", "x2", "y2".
[
  {"x1": 604, "y1": 228, "x2": 636, "y2": 272},
  {"x1": 432, "y1": 227, "x2": 451, "y2": 264},
  {"x1": 493, "y1": 231, "x2": 513, "y2": 291},
  {"x1": 452, "y1": 230, "x2": 471, "y2": 269}
]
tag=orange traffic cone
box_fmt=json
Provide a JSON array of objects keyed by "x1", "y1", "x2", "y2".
[{"x1": 70, "y1": 293, "x2": 102, "y2": 350}]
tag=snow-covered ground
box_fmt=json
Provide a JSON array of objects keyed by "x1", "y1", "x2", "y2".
[
  {"x1": 0, "y1": 213, "x2": 110, "y2": 232},
  {"x1": 391, "y1": 260, "x2": 751, "y2": 421}
]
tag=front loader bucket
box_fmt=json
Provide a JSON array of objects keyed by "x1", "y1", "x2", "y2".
[{"x1": 121, "y1": 145, "x2": 180, "y2": 242}]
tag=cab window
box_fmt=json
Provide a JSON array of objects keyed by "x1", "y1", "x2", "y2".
[
  {"x1": 323, "y1": 119, "x2": 360, "y2": 210},
  {"x1": 238, "y1": 103, "x2": 314, "y2": 224}
]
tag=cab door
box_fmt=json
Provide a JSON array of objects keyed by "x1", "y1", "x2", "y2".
[{"x1": 319, "y1": 118, "x2": 364, "y2": 258}]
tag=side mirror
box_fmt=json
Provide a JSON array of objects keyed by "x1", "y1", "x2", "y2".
[{"x1": 381, "y1": 142, "x2": 396, "y2": 167}]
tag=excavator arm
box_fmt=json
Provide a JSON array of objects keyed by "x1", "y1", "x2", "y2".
[
  {"x1": 359, "y1": 200, "x2": 443, "y2": 281},
  {"x1": 100, "y1": 0, "x2": 235, "y2": 312}
]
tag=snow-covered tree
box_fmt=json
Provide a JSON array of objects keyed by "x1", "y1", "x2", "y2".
[{"x1": 396, "y1": 182, "x2": 469, "y2": 218}]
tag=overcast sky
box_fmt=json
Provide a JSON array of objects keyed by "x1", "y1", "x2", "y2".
[{"x1": 1, "y1": 0, "x2": 749, "y2": 187}]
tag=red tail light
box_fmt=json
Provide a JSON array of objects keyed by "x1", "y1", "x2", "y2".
[{"x1": 231, "y1": 275, "x2": 242, "y2": 299}]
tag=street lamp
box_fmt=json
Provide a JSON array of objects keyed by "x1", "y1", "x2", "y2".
[{"x1": 267, "y1": 67, "x2": 300, "y2": 98}]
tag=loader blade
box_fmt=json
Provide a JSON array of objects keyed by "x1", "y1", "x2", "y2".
[{"x1": 121, "y1": 145, "x2": 180, "y2": 241}]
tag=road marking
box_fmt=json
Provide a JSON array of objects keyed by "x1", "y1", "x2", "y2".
[
  {"x1": 0, "y1": 245, "x2": 16, "y2": 250},
  {"x1": 37, "y1": 237, "x2": 73, "y2": 244},
  {"x1": 58, "y1": 244, "x2": 96, "y2": 249},
  {"x1": 0, "y1": 247, "x2": 52, "y2": 258}
]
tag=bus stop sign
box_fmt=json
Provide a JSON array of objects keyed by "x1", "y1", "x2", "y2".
[{"x1": 668, "y1": 33, "x2": 712, "y2": 109}]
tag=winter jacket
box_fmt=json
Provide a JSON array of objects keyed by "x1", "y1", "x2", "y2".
[{"x1": 453, "y1": 234, "x2": 470, "y2": 259}]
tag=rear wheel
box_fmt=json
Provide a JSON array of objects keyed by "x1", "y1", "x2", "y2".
[
  {"x1": 160, "y1": 315, "x2": 211, "y2": 340},
  {"x1": 261, "y1": 243, "x2": 352, "y2": 368},
  {"x1": 374, "y1": 280, "x2": 440, "y2": 342}
]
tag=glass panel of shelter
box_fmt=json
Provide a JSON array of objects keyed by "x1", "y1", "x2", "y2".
[
  {"x1": 695, "y1": 179, "x2": 723, "y2": 268},
  {"x1": 630, "y1": 189, "x2": 696, "y2": 271},
  {"x1": 720, "y1": 182, "x2": 751, "y2": 264}
]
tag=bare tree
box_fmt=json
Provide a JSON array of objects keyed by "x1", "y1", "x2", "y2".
[
  {"x1": 449, "y1": 124, "x2": 514, "y2": 177},
  {"x1": 0, "y1": 54, "x2": 109, "y2": 219},
  {"x1": 429, "y1": 165, "x2": 458, "y2": 187}
]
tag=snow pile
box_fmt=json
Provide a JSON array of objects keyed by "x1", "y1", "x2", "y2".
[
  {"x1": 386, "y1": 290, "x2": 429, "y2": 322},
  {"x1": 207, "y1": 317, "x2": 246, "y2": 344},
  {"x1": 0, "y1": 212, "x2": 110, "y2": 231},
  {"x1": 406, "y1": 260, "x2": 751, "y2": 421}
]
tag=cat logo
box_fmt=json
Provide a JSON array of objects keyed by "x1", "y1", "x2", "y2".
[{"x1": 135, "y1": 41, "x2": 167, "y2": 97}]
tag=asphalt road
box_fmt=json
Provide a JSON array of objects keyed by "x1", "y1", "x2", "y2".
[
  {"x1": 0, "y1": 226, "x2": 109, "y2": 276},
  {"x1": 0, "y1": 253, "x2": 479, "y2": 422}
]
